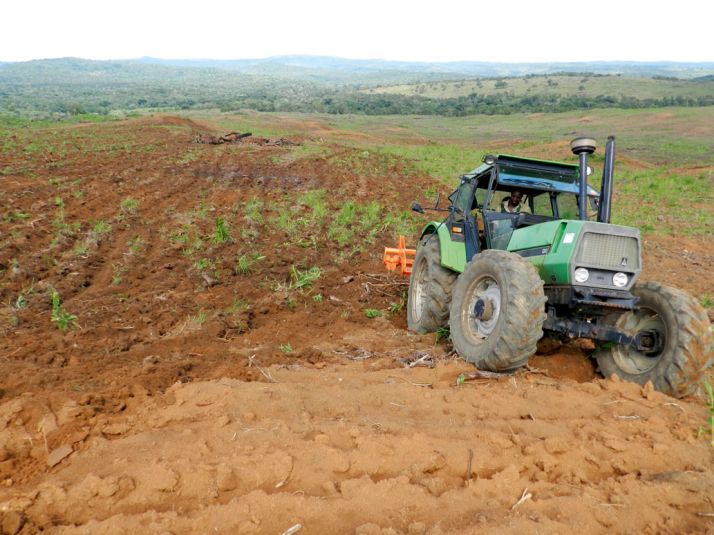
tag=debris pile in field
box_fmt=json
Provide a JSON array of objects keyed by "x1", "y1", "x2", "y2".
[
  {"x1": 194, "y1": 131, "x2": 252, "y2": 145},
  {"x1": 251, "y1": 137, "x2": 299, "y2": 147},
  {"x1": 194, "y1": 132, "x2": 299, "y2": 146}
]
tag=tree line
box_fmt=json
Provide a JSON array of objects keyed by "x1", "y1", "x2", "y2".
[{"x1": 2, "y1": 61, "x2": 713, "y2": 118}]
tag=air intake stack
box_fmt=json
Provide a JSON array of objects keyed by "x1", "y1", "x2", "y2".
[
  {"x1": 570, "y1": 137, "x2": 597, "y2": 221},
  {"x1": 597, "y1": 136, "x2": 616, "y2": 224}
]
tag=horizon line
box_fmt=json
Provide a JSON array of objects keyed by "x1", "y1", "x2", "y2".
[{"x1": 2, "y1": 55, "x2": 714, "y2": 65}]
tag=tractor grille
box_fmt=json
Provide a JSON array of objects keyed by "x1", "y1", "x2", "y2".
[{"x1": 576, "y1": 232, "x2": 640, "y2": 270}]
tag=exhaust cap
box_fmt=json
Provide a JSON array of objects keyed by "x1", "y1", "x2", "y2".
[{"x1": 570, "y1": 137, "x2": 597, "y2": 155}]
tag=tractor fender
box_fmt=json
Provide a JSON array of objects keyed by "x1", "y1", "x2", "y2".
[{"x1": 419, "y1": 222, "x2": 467, "y2": 274}]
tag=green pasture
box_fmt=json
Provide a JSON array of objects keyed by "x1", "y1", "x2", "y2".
[
  {"x1": 206, "y1": 107, "x2": 714, "y2": 236},
  {"x1": 369, "y1": 74, "x2": 714, "y2": 101}
]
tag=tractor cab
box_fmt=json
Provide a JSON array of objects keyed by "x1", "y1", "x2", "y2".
[{"x1": 446, "y1": 155, "x2": 599, "y2": 255}]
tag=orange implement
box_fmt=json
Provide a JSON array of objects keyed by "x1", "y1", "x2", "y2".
[{"x1": 383, "y1": 235, "x2": 416, "y2": 276}]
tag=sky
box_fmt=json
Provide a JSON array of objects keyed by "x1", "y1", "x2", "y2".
[{"x1": 2, "y1": 0, "x2": 713, "y2": 63}]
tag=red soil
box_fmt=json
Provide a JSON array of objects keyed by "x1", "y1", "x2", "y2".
[{"x1": 0, "y1": 116, "x2": 712, "y2": 534}]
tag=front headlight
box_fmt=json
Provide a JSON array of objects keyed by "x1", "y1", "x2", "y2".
[
  {"x1": 613, "y1": 272, "x2": 628, "y2": 287},
  {"x1": 574, "y1": 267, "x2": 589, "y2": 283}
]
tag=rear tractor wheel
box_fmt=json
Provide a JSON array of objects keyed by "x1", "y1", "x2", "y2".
[
  {"x1": 594, "y1": 282, "x2": 713, "y2": 398},
  {"x1": 449, "y1": 250, "x2": 547, "y2": 371},
  {"x1": 407, "y1": 235, "x2": 458, "y2": 334}
]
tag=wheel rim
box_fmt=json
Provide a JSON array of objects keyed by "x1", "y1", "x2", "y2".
[
  {"x1": 460, "y1": 275, "x2": 501, "y2": 344},
  {"x1": 611, "y1": 306, "x2": 666, "y2": 374},
  {"x1": 410, "y1": 255, "x2": 428, "y2": 323}
]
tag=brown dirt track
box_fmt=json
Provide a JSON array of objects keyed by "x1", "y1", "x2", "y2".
[{"x1": 0, "y1": 115, "x2": 713, "y2": 534}]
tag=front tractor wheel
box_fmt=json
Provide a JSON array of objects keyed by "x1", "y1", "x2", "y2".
[
  {"x1": 407, "y1": 235, "x2": 458, "y2": 334},
  {"x1": 594, "y1": 282, "x2": 713, "y2": 398},
  {"x1": 449, "y1": 250, "x2": 546, "y2": 371}
]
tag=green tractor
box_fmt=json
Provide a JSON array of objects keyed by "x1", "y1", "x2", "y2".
[{"x1": 406, "y1": 136, "x2": 713, "y2": 397}]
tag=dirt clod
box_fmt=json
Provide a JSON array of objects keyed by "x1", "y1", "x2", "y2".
[
  {"x1": 1, "y1": 511, "x2": 26, "y2": 535},
  {"x1": 47, "y1": 444, "x2": 73, "y2": 467}
]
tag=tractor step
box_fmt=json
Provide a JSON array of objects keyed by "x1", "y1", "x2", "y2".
[{"x1": 384, "y1": 235, "x2": 416, "y2": 276}]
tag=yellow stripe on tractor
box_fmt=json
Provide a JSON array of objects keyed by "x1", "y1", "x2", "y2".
[{"x1": 383, "y1": 235, "x2": 416, "y2": 276}]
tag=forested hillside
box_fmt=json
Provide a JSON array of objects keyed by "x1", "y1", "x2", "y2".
[{"x1": 1, "y1": 57, "x2": 714, "y2": 118}]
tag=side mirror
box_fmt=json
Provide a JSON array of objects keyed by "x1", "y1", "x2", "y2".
[{"x1": 411, "y1": 202, "x2": 425, "y2": 214}]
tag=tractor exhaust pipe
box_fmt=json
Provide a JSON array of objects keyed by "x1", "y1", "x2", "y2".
[
  {"x1": 570, "y1": 137, "x2": 597, "y2": 221},
  {"x1": 597, "y1": 136, "x2": 615, "y2": 224}
]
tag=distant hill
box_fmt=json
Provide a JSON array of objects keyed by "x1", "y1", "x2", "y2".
[
  {"x1": 0, "y1": 57, "x2": 463, "y2": 87},
  {"x1": 3, "y1": 55, "x2": 714, "y2": 83},
  {"x1": 1, "y1": 56, "x2": 713, "y2": 118},
  {"x1": 134, "y1": 55, "x2": 714, "y2": 79}
]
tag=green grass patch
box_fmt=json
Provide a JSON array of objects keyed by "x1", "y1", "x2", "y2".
[
  {"x1": 613, "y1": 167, "x2": 713, "y2": 235},
  {"x1": 235, "y1": 253, "x2": 265, "y2": 275},
  {"x1": 290, "y1": 265, "x2": 321, "y2": 291},
  {"x1": 120, "y1": 197, "x2": 139, "y2": 216},
  {"x1": 212, "y1": 216, "x2": 231, "y2": 244}
]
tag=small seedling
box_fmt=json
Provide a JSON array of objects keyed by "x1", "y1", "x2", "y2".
[
  {"x1": 457, "y1": 373, "x2": 466, "y2": 388},
  {"x1": 127, "y1": 236, "x2": 143, "y2": 254},
  {"x1": 279, "y1": 343, "x2": 293, "y2": 353},
  {"x1": 170, "y1": 224, "x2": 191, "y2": 245},
  {"x1": 703, "y1": 379, "x2": 714, "y2": 447},
  {"x1": 14, "y1": 295, "x2": 27, "y2": 309},
  {"x1": 235, "y1": 253, "x2": 265, "y2": 275},
  {"x1": 700, "y1": 294, "x2": 714, "y2": 308},
  {"x1": 111, "y1": 263, "x2": 126, "y2": 285},
  {"x1": 290, "y1": 265, "x2": 321, "y2": 291},
  {"x1": 313, "y1": 294, "x2": 323, "y2": 303},
  {"x1": 93, "y1": 220, "x2": 112, "y2": 234},
  {"x1": 389, "y1": 297, "x2": 406, "y2": 315},
  {"x1": 364, "y1": 309, "x2": 383, "y2": 318},
  {"x1": 3, "y1": 212, "x2": 30, "y2": 222},
  {"x1": 189, "y1": 309, "x2": 208, "y2": 325},
  {"x1": 298, "y1": 236, "x2": 318, "y2": 249},
  {"x1": 181, "y1": 236, "x2": 205, "y2": 256},
  {"x1": 74, "y1": 243, "x2": 89, "y2": 257},
  {"x1": 212, "y1": 217, "x2": 231, "y2": 244},
  {"x1": 51, "y1": 197, "x2": 71, "y2": 242},
  {"x1": 240, "y1": 227, "x2": 258, "y2": 240},
  {"x1": 50, "y1": 290, "x2": 77, "y2": 331},
  {"x1": 195, "y1": 258, "x2": 215, "y2": 271},
  {"x1": 226, "y1": 298, "x2": 249, "y2": 314},
  {"x1": 435, "y1": 327, "x2": 450, "y2": 344},
  {"x1": 120, "y1": 197, "x2": 139, "y2": 215},
  {"x1": 193, "y1": 201, "x2": 211, "y2": 220},
  {"x1": 243, "y1": 198, "x2": 264, "y2": 224}
]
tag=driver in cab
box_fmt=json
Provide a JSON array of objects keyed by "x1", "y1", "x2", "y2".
[{"x1": 500, "y1": 190, "x2": 531, "y2": 214}]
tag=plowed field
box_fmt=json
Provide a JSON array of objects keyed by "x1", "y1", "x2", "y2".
[{"x1": 0, "y1": 114, "x2": 712, "y2": 534}]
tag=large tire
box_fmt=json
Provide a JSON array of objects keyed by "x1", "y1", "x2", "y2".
[
  {"x1": 594, "y1": 282, "x2": 713, "y2": 398},
  {"x1": 449, "y1": 250, "x2": 546, "y2": 371},
  {"x1": 407, "y1": 235, "x2": 458, "y2": 334}
]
